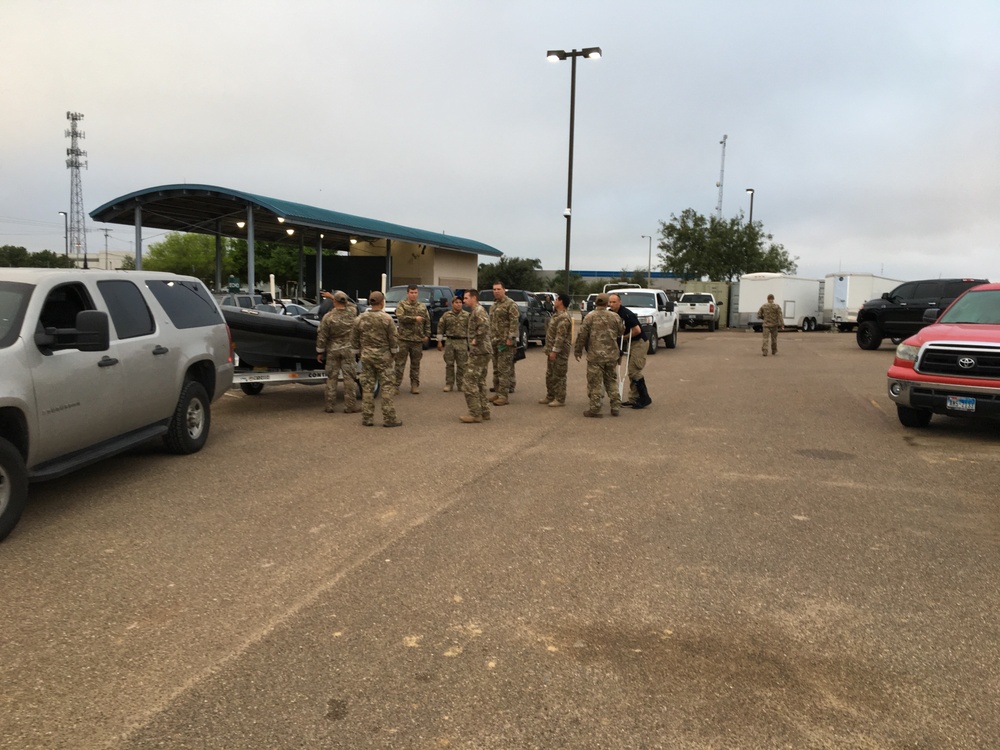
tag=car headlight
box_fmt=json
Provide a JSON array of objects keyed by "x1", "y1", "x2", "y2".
[
  {"x1": 895, "y1": 342, "x2": 920, "y2": 362},
  {"x1": 638, "y1": 315, "x2": 653, "y2": 325}
]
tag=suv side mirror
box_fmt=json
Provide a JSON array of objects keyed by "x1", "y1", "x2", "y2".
[
  {"x1": 922, "y1": 308, "x2": 942, "y2": 324},
  {"x1": 260, "y1": 292, "x2": 274, "y2": 304},
  {"x1": 881, "y1": 292, "x2": 891, "y2": 301},
  {"x1": 34, "y1": 310, "x2": 110, "y2": 352}
]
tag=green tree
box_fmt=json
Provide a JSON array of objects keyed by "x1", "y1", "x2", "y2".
[
  {"x1": 606, "y1": 267, "x2": 649, "y2": 288},
  {"x1": 120, "y1": 254, "x2": 136, "y2": 270},
  {"x1": 143, "y1": 232, "x2": 226, "y2": 283},
  {"x1": 1, "y1": 245, "x2": 76, "y2": 268},
  {"x1": 477, "y1": 256, "x2": 542, "y2": 290},
  {"x1": 547, "y1": 269, "x2": 589, "y2": 297},
  {"x1": 1, "y1": 245, "x2": 31, "y2": 266},
  {"x1": 657, "y1": 208, "x2": 797, "y2": 282}
]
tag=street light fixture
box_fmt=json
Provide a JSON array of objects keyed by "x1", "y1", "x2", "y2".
[
  {"x1": 547, "y1": 46, "x2": 602, "y2": 294},
  {"x1": 641, "y1": 234, "x2": 653, "y2": 286},
  {"x1": 746, "y1": 188, "x2": 755, "y2": 225},
  {"x1": 57, "y1": 211, "x2": 68, "y2": 259}
]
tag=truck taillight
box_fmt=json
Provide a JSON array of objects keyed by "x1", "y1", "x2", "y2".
[{"x1": 709, "y1": 304, "x2": 715, "y2": 313}]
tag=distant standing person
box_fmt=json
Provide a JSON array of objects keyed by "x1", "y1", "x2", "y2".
[
  {"x1": 394, "y1": 284, "x2": 431, "y2": 393},
  {"x1": 573, "y1": 293, "x2": 625, "y2": 418},
  {"x1": 488, "y1": 281, "x2": 520, "y2": 405},
  {"x1": 461, "y1": 289, "x2": 493, "y2": 423},
  {"x1": 437, "y1": 295, "x2": 469, "y2": 392},
  {"x1": 608, "y1": 293, "x2": 652, "y2": 409},
  {"x1": 758, "y1": 293, "x2": 783, "y2": 356},
  {"x1": 538, "y1": 292, "x2": 573, "y2": 407},
  {"x1": 315, "y1": 291, "x2": 361, "y2": 414},
  {"x1": 352, "y1": 291, "x2": 402, "y2": 427}
]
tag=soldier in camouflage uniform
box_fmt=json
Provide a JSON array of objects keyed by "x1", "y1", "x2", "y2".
[
  {"x1": 460, "y1": 289, "x2": 493, "y2": 423},
  {"x1": 437, "y1": 295, "x2": 469, "y2": 392},
  {"x1": 488, "y1": 282, "x2": 520, "y2": 406},
  {"x1": 573, "y1": 293, "x2": 625, "y2": 418},
  {"x1": 316, "y1": 291, "x2": 361, "y2": 414},
  {"x1": 393, "y1": 284, "x2": 431, "y2": 393},
  {"x1": 539, "y1": 292, "x2": 573, "y2": 407},
  {"x1": 351, "y1": 291, "x2": 402, "y2": 427},
  {"x1": 757, "y1": 293, "x2": 783, "y2": 356}
]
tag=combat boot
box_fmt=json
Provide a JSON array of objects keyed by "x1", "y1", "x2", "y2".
[
  {"x1": 631, "y1": 378, "x2": 652, "y2": 409},
  {"x1": 459, "y1": 414, "x2": 483, "y2": 423}
]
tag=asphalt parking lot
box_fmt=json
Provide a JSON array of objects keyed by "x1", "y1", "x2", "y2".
[{"x1": 2, "y1": 328, "x2": 998, "y2": 749}]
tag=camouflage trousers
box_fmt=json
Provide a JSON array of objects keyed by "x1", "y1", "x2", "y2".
[
  {"x1": 324, "y1": 349, "x2": 358, "y2": 410},
  {"x1": 360, "y1": 354, "x2": 397, "y2": 424},
  {"x1": 544, "y1": 355, "x2": 569, "y2": 403},
  {"x1": 394, "y1": 340, "x2": 424, "y2": 386},
  {"x1": 762, "y1": 326, "x2": 779, "y2": 354},
  {"x1": 586, "y1": 359, "x2": 621, "y2": 413},
  {"x1": 623, "y1": 338, "x2": 647, "y2": 401},
  {"x1": 463, "y1": 353, "x2": 491, "y2": 418},
  {"x1": 491, "y1": 342, "x2": 515, "y2": 396},
  {"x1": 443, "y1": 341, "x2": 469, "y2": 389}
]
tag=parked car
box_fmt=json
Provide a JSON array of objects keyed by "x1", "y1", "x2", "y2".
[
  {"x1": 383, "y1": 285, "x2": 454, "y2": 338},
  {"x1": 1, "y1": 269, "x2": 234, "y2": 541},
  {"x1": 887, "y1": 283, "x2": 1000, "y2": 427},
  {"x1": 856, "y1": 277, "x2": 989, "y2": 350},
  {"x1": 478, "y1": 288, "x2": 551, "y2": 346},
  {"x1": 580, "y1": 293, "x2": 598, "y2": 318}
]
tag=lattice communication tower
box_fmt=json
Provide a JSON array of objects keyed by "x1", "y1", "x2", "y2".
[{"x1": 65, "y1": 111, "x2": 88, "y2": 267}]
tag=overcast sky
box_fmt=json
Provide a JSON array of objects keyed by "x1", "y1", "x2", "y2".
[{"x1": 3, "y1": 0, "x2": 998, "y2": 283}]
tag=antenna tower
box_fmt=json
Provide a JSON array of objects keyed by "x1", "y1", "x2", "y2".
[
  {"x1": 714, "y1": 134, "x2": 727, "y2": 219},
  {"x1": 65, "y1": 111, "x2": 89, "y2": 267}
]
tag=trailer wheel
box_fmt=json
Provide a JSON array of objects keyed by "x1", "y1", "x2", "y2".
[
  {"x1": 0, "y1": 437, "x2": 28, "y2": 542},
  {"x1": 240, "y1": 382, "x2": 264, "y2": 396}
]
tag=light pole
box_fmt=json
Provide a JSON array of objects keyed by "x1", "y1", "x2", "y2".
[
  {"x1": 547, "y1": 46, "x2": 602, "y2": 294},
  {"x1": 57, "y1": 211, "x2": 68, "y2": 260},
  {"x1": 641, "y1": 234, "x2": 653, "y2": 286},
  {"x1": 746, "y1": 188, "x2": 755, "y2": 225}
]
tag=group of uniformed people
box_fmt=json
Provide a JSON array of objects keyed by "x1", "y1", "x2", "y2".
[{"x1": 314, "y1": 284, "x2": 655, "y2": 427}]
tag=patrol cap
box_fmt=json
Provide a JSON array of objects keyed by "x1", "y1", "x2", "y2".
[
  {"x1": 333, "y1": 291, "x2": 348, "y2": 303},
  {"x1": 369, "y1": 291, "x2": 385, "y2": 304},
  {"x1": 595, "y1": 293, "x2": 609, "y2": 306}
]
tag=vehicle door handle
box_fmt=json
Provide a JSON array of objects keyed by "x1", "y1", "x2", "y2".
[
  {"x1": 98, "y1": 356, "x2": 120, "y2": 367},
  {"x1": 152, "y1": 345, "x2": 170, "y2": 356}
]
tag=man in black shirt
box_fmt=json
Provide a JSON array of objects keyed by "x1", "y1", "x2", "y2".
[{"x1": 608, "y1": 293, "x2": 652, "y2": 409}]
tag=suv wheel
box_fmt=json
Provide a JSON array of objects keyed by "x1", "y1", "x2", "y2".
[
  {"x1": 647, "y1": 327, "x2": 658, "y2": 355},
  {"x1": 519, "y1": 326, "x2": 529, "y2": 350},
  {"x1": 0, "y1": 437, "x2": 28, "y2": 542},
  {"x1": 165, "y1": 380, "x2": 211, "y2": 454},
  {"x1": 856, "y1": 321, "x2": 883, "y2": 350},
  {"x1": 665, "y1": 323, "x2": 678, "y2": 349},
  {"x1": 897, "y1": 404, "x2": 932, "y2": 428}
]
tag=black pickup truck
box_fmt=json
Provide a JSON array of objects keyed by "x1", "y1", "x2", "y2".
[{"x1": 478, "y1": 289, "x2": 552, "y2": 347}]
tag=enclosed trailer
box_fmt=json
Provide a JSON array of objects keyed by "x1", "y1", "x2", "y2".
[
  {"x1": 736, "y1": 272, "x2": 823, "y2": 331},
  {"x1": 823, "y1": 273, "x2": 904, "y2": 332}
]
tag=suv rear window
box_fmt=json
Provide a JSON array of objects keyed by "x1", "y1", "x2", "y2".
[{"x1": 146, "y1": 279, "x2": 224, "y2": 329}]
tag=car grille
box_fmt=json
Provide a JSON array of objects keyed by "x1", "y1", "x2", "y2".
[{"x1": 916, "y1": 344, "x2": 1000, "y2": 379}]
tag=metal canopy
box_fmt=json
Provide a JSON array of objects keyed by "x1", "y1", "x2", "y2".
[{"x1": 89, "y1": 183, "x2": 503, "y2": 257}]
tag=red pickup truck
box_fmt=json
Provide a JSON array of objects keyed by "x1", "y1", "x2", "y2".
[{"x1": 887, "y1": 283, "x2": 1000, "y2": 428}]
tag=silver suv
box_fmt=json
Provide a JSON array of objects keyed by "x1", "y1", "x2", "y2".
[{"x1": 0, "y1": 269, "x2": 234, "y2": 541}]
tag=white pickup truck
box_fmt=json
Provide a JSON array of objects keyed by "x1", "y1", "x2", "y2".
[
  {"x1": 605, "y1": 287, "x2": 679, "y2": 354},
  {"x1": 677, "y1": 292, "x2": 723, "y2": 332}
]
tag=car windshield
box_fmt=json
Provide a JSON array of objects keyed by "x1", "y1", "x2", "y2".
[
  {"x1": 386, "y1": 288, "x2": 431, "y2": 304},
  {"x1": 938, "y1": 289, "x2": 1000, "y2": 325},
  {"x1": 0, "y1": 281, "x2": 33, "y2": 349},
  {"x1": 614, "y1": 292, "x2": 657, "y2": 309}
]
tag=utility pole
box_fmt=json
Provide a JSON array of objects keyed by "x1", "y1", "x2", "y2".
[
  {"x1": 715, "y1": 134, "x2": 727, "y2": 220},
  {"x1": 65, "y1": 111, "x2": 89, "y2": 268},
  {"x1": 102, "y1": 228, "x2": 111, "y2": 269}
]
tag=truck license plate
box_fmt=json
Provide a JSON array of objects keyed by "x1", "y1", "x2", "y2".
[{"x1": 946, "y1": 395, "x2": 976, "y2": 412}]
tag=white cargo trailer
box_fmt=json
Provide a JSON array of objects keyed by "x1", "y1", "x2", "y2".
[
  {"x1": 823, "y1": 273, "x2": 903, "y2": 332},
  {"x1": 736, "y1": 272, "x2": 823, "y2": 331}
]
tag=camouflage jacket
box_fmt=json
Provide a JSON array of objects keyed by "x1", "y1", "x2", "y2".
[
  {"x1": 437, "y1": 308, "x2": 469, "y2": 342},
  {"x1": 545, "y1": 309, "x2": 573, "y2": 358},
  {"x1": 757, "y1": 302, "x2": 783, "y2": 328},
  {"x1": 315, "y1": 307, "x2": 357, "y2": 354},
  {"x1": 574, "y1": 307, "x2": 625, "y2": 363},
  {"x1": 351, "y1": 309, "x2": 399, "y2": 362},
  {"x1": 395, "y1": 299, "x2": 431, "y2": 342},
  {"x1": 466, "y1": 304, "x2": 492, "y2": 356},
  {"x1": 489, "y1": 296, "x2": 520, "y2": 343}
]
